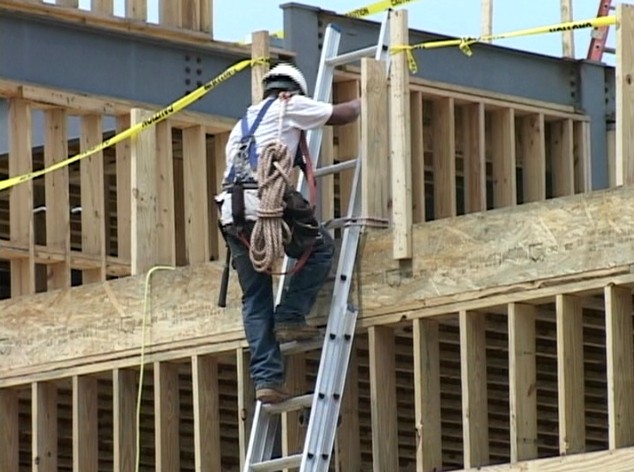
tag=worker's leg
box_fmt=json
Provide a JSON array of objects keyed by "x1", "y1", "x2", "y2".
[
  {"x1": 275, "y1": 226, "x2": 335, "y2": 326},
  {"x1": 225, "y1": 228, "x2": 285, "y2": 391}
]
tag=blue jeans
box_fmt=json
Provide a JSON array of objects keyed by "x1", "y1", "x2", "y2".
[{"x1": 225, "y1": 225, "x2": 335, "y2": 390}]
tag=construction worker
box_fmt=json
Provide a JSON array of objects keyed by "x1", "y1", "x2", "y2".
[{"x1": 215, "y1": 63, "x2": 361, "y2": 403}]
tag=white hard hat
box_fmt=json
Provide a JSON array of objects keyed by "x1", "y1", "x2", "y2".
[{"x1": 262, "y1": 63, "x2": 308, "y2": 96}]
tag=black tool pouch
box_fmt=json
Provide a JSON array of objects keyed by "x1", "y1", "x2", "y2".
[{"x1": 282, "y1": 190, "x2": 320, "y2": 259}]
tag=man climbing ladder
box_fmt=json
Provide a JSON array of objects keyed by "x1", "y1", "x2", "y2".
[{"x1": 215, "y1": 63, "x2": 361, "y2": 404}]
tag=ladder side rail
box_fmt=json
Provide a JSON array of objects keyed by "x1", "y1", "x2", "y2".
[
  {"x1": 588, "y1": 0, "x2": 615, "y2": 61},
  {"x1": 301, "y1": 157, "x2": 364, "y2": 472}
]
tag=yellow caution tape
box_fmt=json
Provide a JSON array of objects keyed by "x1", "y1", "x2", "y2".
[
  {"x1": 0, "y1": 57, "x2": 269, "y2": 192},
  {"x1": 391, "y1": 15, "x2": 617, "y2": 73},
  {"x1": 245, "y1": 0, "x2": 421, "y2": 43}
]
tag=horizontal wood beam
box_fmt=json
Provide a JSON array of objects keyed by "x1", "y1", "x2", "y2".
[
  {"x1": 459, "y1": 445, "x2": 634, "y2": 472},
  {"x1": 1, "y1": 187, "x2": 634, "y2": 381}
]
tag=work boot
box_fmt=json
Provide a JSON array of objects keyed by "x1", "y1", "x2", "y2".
[
  {"x1": 255, "y1": 386, "x2": 291, "y2": 404},
  {"x1": 274, "y1": 322, "x2": 322, "y2": 343}
]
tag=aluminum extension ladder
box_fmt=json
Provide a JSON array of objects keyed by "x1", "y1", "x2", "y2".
[{"x1": 242, "y1": 13, "x2": 391, "y2": 472}]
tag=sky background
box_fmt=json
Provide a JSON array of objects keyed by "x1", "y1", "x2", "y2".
[{"x1": 62, "y1": 0, "x2": 618, "y2": 64}]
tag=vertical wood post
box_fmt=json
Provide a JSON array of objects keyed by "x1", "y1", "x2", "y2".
[
  {"x1": 156, "y1": 120, "x2": 176, "y2": 266},
  {"x1": 44, "y1": 109, "x2": 71, "y2": 289},
  {"x1": 361, "y1": 58, "x2": 389, "y2": 220},
  {"x1": 116, "y1": 114, "x2": 132, "y2": 263},
  {"x1": 0, "y1": 389, "x2": 19, "y2": 472},
  {"x1": 251, "y1": 31, "x2": 270, "y2": 103},
  {"x1": 113, "y1": 369, "x2": 136, "y2": 472},
  {"x1": 126, "y1": 0, "x2": 147, "y2": 21},
  {"x1": 432, "y1": 97, "x2": 456, "y2": 219},
  {"x1": 508, "y1": 303, "x2": 538, "y2": 462},
  {"x1": 520, "y1": 113, "x2": 546, "y2": 203},
  {"x1": 463, "y1": 103, "x2": 486, "y2": 213},
  {"x1": 130, "y1": 109, "x2": 159, "y2": 275},
  {"x1": 368, "y1": 326, "x2": 399, "y2": 472},
  {"x1": 410, "y1": 91, "x2": 425, "y2": 222},
  {"x1": 573, "y1": 121, "x2": 592, "y2": 193},
  {"x1": 389, "y1": 10, "x2": 412, "y2": 258},
  {"x1": 192, "y1": 355, "x2": 222, "y2": 472},
  {"x1": 550, "y1": 119, "x2": 575, "y2": 198},
  {"x1": 481, "y1": 0, "x2": 492, "y2": 40},
  {"x1": 73, "y1": 376, "x2": 98, "y2": 472},
  {"x1": 80, "y1": 114, "x2": 106, "y2": 283},
  {"x1": 335, "y1": 81, "x2": 360, "y2": 216},
  {"x1": 491, "y1": 108, "x2": 517, "y2": 208},
  {"x1": 556, "y1": 294, "x2": 586, "y2": 454},
  {"x1": 212, "y1": 132, "x2": 230, "y2": 261},
  {"x1": 560, "y1": 0, "x2": 575, "y2": 57},
  {"x1": 154, "y1": 362, "x2": 180, "y2": 471},
  {"x1": 460, "y1": 311, "x2": 489, "y2": 467},
  {"x1": 413, "y1": 319, "x2": 442, "y2": 471},
  {"x1": 9, "y1": 98, "x2": 35, "y2": 297},
  {"x1": 605, "y1": 285, "x2": 634, "y2": 448},
  {"x1": 32, "y1": 382, "x2": 58, "y2": 472},
  {"x1": 616, "y1": 3, "x2": 634, "y2": 185},
  {"x1": 336, "y1": 347, "x2": 361, "y2": 471},
  {"x1": 91, "y1": 0, "x2": 114, "y2": 14}
]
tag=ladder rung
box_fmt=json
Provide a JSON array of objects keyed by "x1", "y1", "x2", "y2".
[
  {"x1": 250, "y1": 454, "x2": 302, "y2": 471},
  {"x1": 314, "y1": 159, "x2": 358, "y2": 178},
  {"x1": 262, "y1": 394, "x2": 313, "y2": 414},
  {"x1": 326, "y1": 45, "x2": 379, "y2": 67},
  {"x1": 604, "y1": 46, "x2": 616, "y2": 54}
]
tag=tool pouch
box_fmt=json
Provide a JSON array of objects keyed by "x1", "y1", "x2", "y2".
[
  {"x1": 231, "y1": 182, "x2": 246, "y2": 231},
  {"x1": 282, "y1": 189, "x2": 319, "y2": 259}
]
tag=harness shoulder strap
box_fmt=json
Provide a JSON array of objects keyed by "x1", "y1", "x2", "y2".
[{"x1": 242, "y1": 97, "x2": 276, "y2": 169}]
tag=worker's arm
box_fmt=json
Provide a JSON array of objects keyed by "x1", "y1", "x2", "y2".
[{"x1": 326, "y1": 98, "x2": 361, "y2": 126}]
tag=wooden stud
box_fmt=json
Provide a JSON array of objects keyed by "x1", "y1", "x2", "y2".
[
  {"x1": 432, "y1": 97, "x2": 457, "y2": 219},
  {"x1": 212, "y1": 132, "x2": 229, "y2": 261},
  {"x1": 463, "y1": 102, "x2": 486, "y2": 213},
  {"x1": 413, "y1": 319, "x2": 442, "y2": 471},
  {"x1": 125, "y1": 0, "x2": 146, "y2": 21},
  {"x1": 519, "y1": 113, "x2": 546, "y2": 203},
  {"x1": 573, "y1": 120, "x2": 592, "y2": 193},
  {"x1": 282, "y1": 354, "x2": 307, "y2": 467},
  {"x1": 72, "y1": 376, "x2": 98, "y2": 472},
  {"x1": 200, "y1": 0, "x2": 212, "y2": 34},
  {"x1": 605, "y1": 284, "x2": 634, "y2": 449},
  {"x1": 56, "y1": 0, "x2": 79, "y2": 6},
  {"x1": 616, "y1": 3, "x2": 634, "y2": 186},
  {"x1": 560, "y1": 0, "x2": 575, "y2": 58},
  {"x1": 251, "y1": 31, "x2": 270, "y2": 103},
  {"x1": 237, "y1": 349, "x2": 254, "y2": 470},
  {"x1": 116, "y1": 114, "x2": 132, "y2": 262},
  {"x1": 0, "y1": 389, "x2": 19, "y2": 472},
  {"x1": 160, "y1": 0, "x2": 182, "y2": 28},
  {"x1": 556, "y1": 294, "x2": 586, "y2": 454},
  {"x1": 368, "y1": 326, "x2": 399, "y2": 472},
  {"x1": 154, "y1": 361, "x2": 180, "y2": 471},
  {"x1": 91, "y1": 0, "x2": 113, "y2": 14},
  {"x1": 32, "y1": 382, "x2": 58, "y2": 472},
  {"x1": 481, "y1": 0, "x2": 492, "y2": 40},
  {"x1": 44, "y1": 108, "x2": 71, "y2": 290},
  {"x1": 508, "y1": 303, "x2": 538, "y2": 462},
  {"x1": 80, "y1": 114, "x2": 106, "y2": 283},
  {"x1": 389, "y1": 10, "x2": 413, "y2": 259},
  {"x1": 336, "y1": 346, "x2": 361, "y2": 472},
  {"x1": 608, "y1": 126, "x2": 617, "y2": 188},
  {"x1": 361, "y1": 58, "x2": 389, "y2": 220},
  {"x1": 491, "y1": 108, "x2": 517, "y2": 208},
  {"x1": 459, "y1": 310, "x2": 489, "y2": 468},
  {"x1": 156, "y1": 120, "x2": 176, "y2": 266},
  {"x1": 550, "y1": 119, "x2": 575, "y2": 197},
  {"x1": 181, "y1": 0, "x2": 200, "y2": 30},
  {"x1": 192, "y1": 355, "x2": 222, "y2": 472},
  {"x1": 113, "y1": 369, "x2": 136, "y2": 472},
  {"x1": 9, "y1": 98, "x2": 35, "y2": 297},
  {"x1": 182, "y1": 125, "x2": 210, "y2": 265},
  {"x1": 410, "y1": 91, "x2": 425, "y2": 222},
  {"x1": 130, "y1": 109, "x2": 158, "y2": 275},
  {"x1": 335, "y1": 81, "x2": 360, "y2": 217}
]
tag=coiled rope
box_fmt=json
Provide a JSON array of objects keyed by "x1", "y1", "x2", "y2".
[{"x1": 249, "y1": 95, "x2": 293, "y2": 273}]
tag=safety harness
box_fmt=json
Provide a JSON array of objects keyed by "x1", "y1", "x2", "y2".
[{"x1": 224, "y1": 94, "x2": 319, "y2": 274}]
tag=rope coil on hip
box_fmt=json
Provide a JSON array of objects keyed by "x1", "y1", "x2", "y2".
[{"x1": 249, "y1": 96, "x2": 294, "y2": 273}]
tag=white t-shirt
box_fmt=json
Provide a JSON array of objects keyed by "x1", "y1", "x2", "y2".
[{"x1": 215, "y1": 95, "x2": 333, "y2": 225}]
